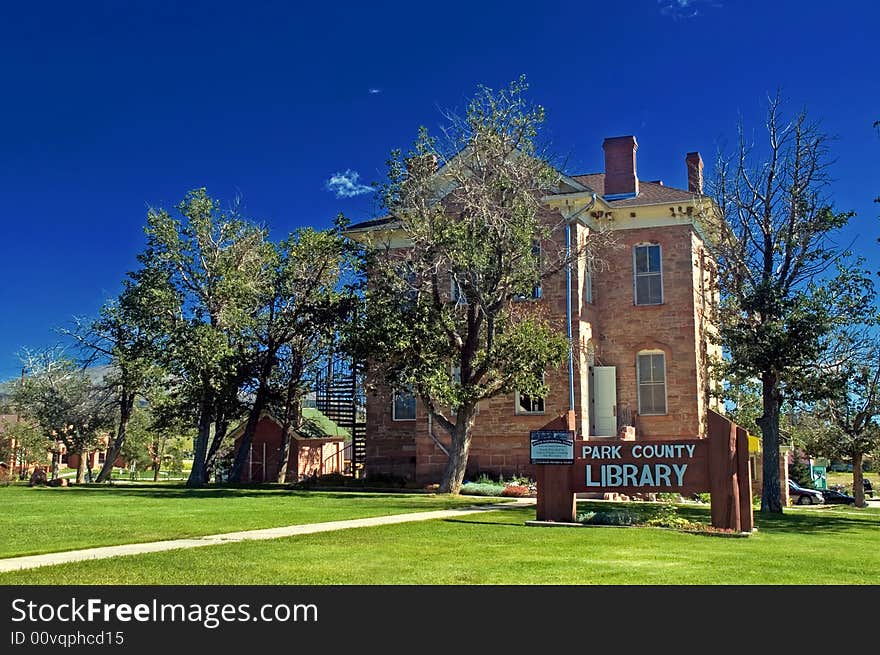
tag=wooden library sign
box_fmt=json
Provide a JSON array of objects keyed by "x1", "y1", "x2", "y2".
[{"x1": 535, "y1": 410, "x2": 753, "y2": 533}]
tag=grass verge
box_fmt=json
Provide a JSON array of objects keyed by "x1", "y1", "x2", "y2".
[
  {"x1": 2, "y1": 500, "x2": 877, "y2": 585},
  {"x1": 0, "y1": 484, "x2": 502, "y2": 558}
]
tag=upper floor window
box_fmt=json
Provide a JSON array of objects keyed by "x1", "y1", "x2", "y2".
[
  {"x1": 514, "y1": 242, "x2": 543, "y2": 301},
  {"x1": 637, "y1": 351, "x2": 667, "y2": 415},
  {"x1": 393, "y1": 261, "x2": 419, "y2": 306},
  {"x1": 392, "y1": 388, "x2": 417, "y2": 421},
  {"x1": 633, "y1": 244, "x2": 663, "y2": 305}
]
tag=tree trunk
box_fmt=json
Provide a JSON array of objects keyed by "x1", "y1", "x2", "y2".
[
  {"x1": 276, "y1": 423, "x2": 294, "y2": 484},
  {"x1": 276, "y1": 379, "x2": 302, "y2": 483},
  {"x1": 186, "y1": 383, "x2": 213, "y2": 488},
  {"x1": 756, "y1": 371, "x2": 784, "y2": 513},
  {"x1": 51, "y1": 448, "x2": 60, "y2": 480},
  {"x1": 230, "y1": 355, "x2": 275, "y2": 483},
  {"x1": 205, "y1": 419, "x2": 229, "y2": 479},
  {"x1": 152, "y1": 437, "x2": 165, "y2": 482},
  {"x1": 75, "y1": 449, "x2": 87, "y2": 484},
  {"x1": 438, "y1": 406, "x2": 476, "y2": 494},
  {"x1": 97, "y1": 391, "x2": 135, "y2": 483},
  {"x1": 852, "y1": 451, "x2": 866, "y2": 508}
]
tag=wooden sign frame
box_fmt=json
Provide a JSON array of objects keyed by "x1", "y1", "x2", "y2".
[{"x1": 535, "y1": 410, "x2": 753, "y2": 532}]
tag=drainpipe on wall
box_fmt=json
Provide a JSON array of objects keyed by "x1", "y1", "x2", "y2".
[{"x1": 565, "y1": 194, "x2": 597, "y2": 430}]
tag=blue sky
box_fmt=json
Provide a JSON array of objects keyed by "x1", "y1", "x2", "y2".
[{"x1": 1, "y1": 0, "x2": 878, "y2": 379}]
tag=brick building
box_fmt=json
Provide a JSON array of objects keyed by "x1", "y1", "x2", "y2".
[{"x1": 346, "y1": 135, "x2": 722, "y2": 484}]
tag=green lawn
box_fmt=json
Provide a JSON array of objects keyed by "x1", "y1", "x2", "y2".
[
  {"x1": 0, "y1": 484, "x2": 501, "y2": 558},
  {"x1": 2, "y1": 499, "x2": 878, "y2": 585}
]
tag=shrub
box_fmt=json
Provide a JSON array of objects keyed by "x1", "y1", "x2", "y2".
[
  {"x1": 290, "y1": 471, "x2": 411, "y2": 490},
  {"x1": 788, "y1": 449, "x2": 812, "y2": 486},
  {"x1": 656, "y1": 492, "x2": 682, "y2": 503},
  {"x1": 645, "y1": 504, "x2": 705, "y2": 531},
  {"x1": 460, "y1": 482, "x2": 505, "y2": 497},
  {"x1": 501, "y1": 484, "x2": 531, "y2": 497},
  {"x1": 578, "y1": 509, "x2": 636, "y2": 526},
  {"x1": 315, "y1": 472, "x2": 350, "y2": 486},
  {"x1": 364, "y1": 472, "x2": 410, "y2": 488}
]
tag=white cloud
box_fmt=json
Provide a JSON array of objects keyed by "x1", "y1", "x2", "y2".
[
  {"x1": 325, "y1": 169, "x2": 374, "y2": 198},
  {"x1": 368, "y1": 88, "x2": 381, "y2": 94}
]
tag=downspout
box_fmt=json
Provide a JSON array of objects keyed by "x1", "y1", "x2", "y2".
[{"x1": 565, "y1": 194, "x2": 597, "y2": 419}]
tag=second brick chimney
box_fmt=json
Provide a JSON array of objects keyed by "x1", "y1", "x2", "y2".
[
  {"x1": 686, "y1": 151, "x2": 703, "y2": 195},
  {"x1": 602, "y1": 135, "x2": 639, "y2": 197}
]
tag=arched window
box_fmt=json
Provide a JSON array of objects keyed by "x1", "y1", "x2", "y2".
[{"x1": 637, "y1": 350, "x2": 667, "y2": 415}]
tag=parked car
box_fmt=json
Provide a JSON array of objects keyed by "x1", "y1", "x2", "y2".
[
  {"x1": 819, "y1": 488, "x2": 855, "y2": 505},
  {"x1": 788, "y1": 480, "x2": 824, "y2": 505}
]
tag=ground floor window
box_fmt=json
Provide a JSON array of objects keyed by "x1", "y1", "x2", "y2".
[
  {"x1": 637, "y1": 351, "x2": 667, "y2": 415},
  {"x1": 515, "y1": 390, "x2": 545, "y2": 415}
]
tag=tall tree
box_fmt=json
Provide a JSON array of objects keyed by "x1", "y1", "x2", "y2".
[
  {"x1": 229, "y1": 225, "x2": 352, "y2": 482},
  {"x1": 800, "y1": 332, "x2": 880, "y2": 507},
  {"x1": 14, "y1": 350, "x2": 114, "y2": 483},
  {"x1": 148, "y1": 387, "x2": 197, "y2": 481},
  {"x1": 350, "y1": 77, "x2": 604, "y2": 493},
  {"x1": 116, "y1": 405, "x2": 156, "y2": 480},
  {"x1": 67, "y1": 266, "x2": 166, "y2": 482},
  {"x1": 139, "y1": 188, "x2": 271, "y2": 487},
  {"x1": 707, "y1": 96, "x2": 875, "y2": 512},
  {"x1": 3, "y1": 421, "x2": 51, "y2": 478}
]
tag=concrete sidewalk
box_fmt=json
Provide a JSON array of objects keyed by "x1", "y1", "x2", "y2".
[{"x1": 0, "y1": 499, "x2": 535, "y2": 573}]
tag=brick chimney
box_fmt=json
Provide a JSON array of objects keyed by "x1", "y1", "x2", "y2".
[
  {"x1": 686, "y1": 151, "x2": 703, "y2": 194},
  {"x1": 602, "y1": 135, "x2": 639, "y2": 197}
]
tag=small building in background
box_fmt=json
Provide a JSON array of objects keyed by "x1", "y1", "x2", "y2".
[{"x1": 230, "y1": 409, "x2": 349, "y2": 483}]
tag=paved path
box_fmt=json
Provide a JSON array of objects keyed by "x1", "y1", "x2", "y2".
[{"x1": 0, "y1": 499, "x2": 535, "y2": 573}]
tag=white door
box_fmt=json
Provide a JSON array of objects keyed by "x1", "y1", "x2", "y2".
[{"x1": 590, "y1": 366, "x2": 617, "y2": 436}]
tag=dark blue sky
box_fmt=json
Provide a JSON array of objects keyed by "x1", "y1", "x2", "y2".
[{"x1": 1, "y1": 0, "x2": 878, "y2": 379}]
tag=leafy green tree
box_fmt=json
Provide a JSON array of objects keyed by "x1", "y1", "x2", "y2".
[
  {"x1": 350, "y1": 78, "x2": 595, "y2": 493},
  {"x1": 162, "y1": 435, "x2": 192, "y2": 479},
  {"x1": 799, "y1": 334, "x2": 880, "y2": 506},
  {"x1": 147, "y1": 388, "x2": 196, "y2": 481},
  {"x1": 117, "y1": 405, "x2": 156, "y2": 479},
  {"x1": 138, "y1": 189, "x2": 271, "y2": 487},
  {"x1": 3, "y1": 421, "x2": 51, "y2": 477},
  {"x1": 229, "y1": 225, "x2": 354, "y2": 482},
  {"x1": 707, "y1": 96, "x2": 875, "y2": 513},
  {"x1": 14, "y1": 350, "x2": 115, "y2": 483},
  {"x1": 67, "y1": 266, "x2": 167, "y2": 482}
]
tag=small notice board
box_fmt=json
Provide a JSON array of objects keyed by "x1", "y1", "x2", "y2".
[{"x1": 530, "y1": 430, "x2": 574, "y2": 465}]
